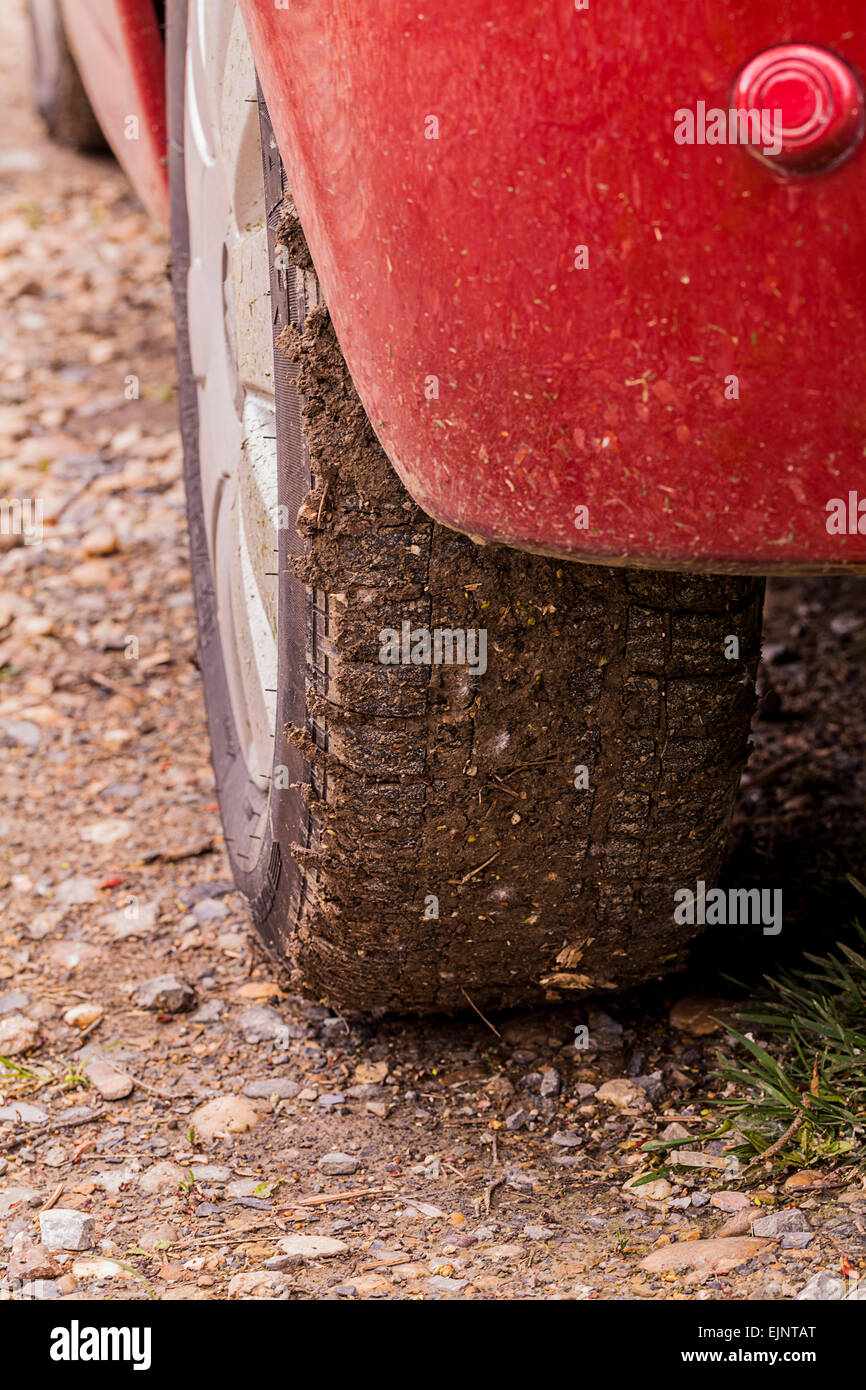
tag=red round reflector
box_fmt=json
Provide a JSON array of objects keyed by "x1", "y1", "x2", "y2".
[{"x1": 732, "y1": 44, "x2": 865, "y2": 173}]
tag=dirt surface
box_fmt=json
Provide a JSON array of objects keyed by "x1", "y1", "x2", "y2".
[{"x1": 1, "y1": 0, "x2": 865, "y2": 1302}]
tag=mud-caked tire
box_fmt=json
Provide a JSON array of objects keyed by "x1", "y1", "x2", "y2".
[{"x1": 169, "y1": 4, "x2": 765, "y2": 1014}]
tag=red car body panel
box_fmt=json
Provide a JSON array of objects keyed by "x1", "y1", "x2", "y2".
[
  {"x1": 60, "y1": 0, "x2": 168, "y2": 226},
  {"x1": 241, "y1": 0, "x2": 866, "y2": 572},
  {"x1": 67, "y1": 0, "x2": 866, "y2": 572}
]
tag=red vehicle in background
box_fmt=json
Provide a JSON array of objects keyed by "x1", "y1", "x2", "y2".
[{"x1": 29, "y1": 1, "x2": 866, "y2": 1012}]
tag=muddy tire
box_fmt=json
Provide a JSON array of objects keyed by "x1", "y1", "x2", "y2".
[
  {"x1": 169, "y1": 3, "x2": 765, "y2": 1014},
  {"x1": 28, "y1": 0, "x2": 106, "y2": 151}
]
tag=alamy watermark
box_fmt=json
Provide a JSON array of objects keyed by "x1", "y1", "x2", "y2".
[
  {"x1": 0, "y1": 497, "x2": 43, "y2": 546},
  {"x1": 674, "y1": 103, "x2": 783, "y2": 158},
  {"x1": 379, "y1": 622, "x2": 487, "y2": 675},
  {"x1": 674, "y1": 881, "x2": 782, "y2": 936}
]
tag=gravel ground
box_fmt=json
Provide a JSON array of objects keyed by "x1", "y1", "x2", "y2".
[{"x1": 1, "y1": 0, "x2": 865, "y2": 1303}]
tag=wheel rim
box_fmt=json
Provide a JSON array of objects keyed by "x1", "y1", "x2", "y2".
[{"x1": 184, "y1": 0, "x2": 277, "y2": 790}]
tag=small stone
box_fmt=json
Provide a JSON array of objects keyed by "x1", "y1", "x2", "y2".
[
  {"x1": 7, "y1": 1244, "x2": 60, "y2": 1282},
  {"x1": 16, "y1": 1279, "x2": 62, "y2": 1300},
  {"x1": 669, "y1": 996, "x2": 729, "y2": 1036},
  {"x1": 796, "y1": 1271, "x2": 846, "y2": 1301},
  {"x1": 318, "y1": 1092, "x2": 346, "y2": 1109},
  {"x1": 278, "y1": 1234, "x2": 348, "y2": 1259},
  {"x1": 317, "y1": 1152, "x2": 358, "y2": 1176},
  {"x1": 132, "y1": 974, "x2": 196, "y2": 1013},
  {"x1": 539, "y1": 1067, "x2": 561, "y2": 1097},
  {"x1": 138, "y1": 1224, "x2": 178, "y2": 1252},
  {"x1": 751, "y1": 1208, "x2": 809, "y2": 1237},
  {"x1": 596, "y1": 1078, "x2": 641, "y2": 1107},
  {"x1": 365, "y1": 1102, "x2": 389, "y2": 1118},
  {"x1": 228, "y1": 1271, "x2": 294, "y2": 1299},
  {"x1": 485, "y1": 1075, "x2": 515, "y2": 1102},
  {"x1": 243, "y1": 1078, "x2": 299, "y2": 1100},
  {"x1": 0, "y1": 1185, "x2": 40, "y2": 1217},
  {"x1": 661, "y1": 1121, "x2": 691, "y2": 1141},
  {"x1": 72, "y1": 1257, "x2": 125, "y2": 1280},
  {"x1": 0, "y1": 1102, "x2": 48, "y2": 1124},
  {"x1": 523, "y1": 1225, "x2": 554, "y2": 1240},
  {"x1": 640, "y1": 1236, "x2": 768, "y2": 1275},
  {"x1": 0, "y1": 1014, "x2": 40, "y2": 1056},
  {"x1": 55, "y1": 876, "x2": 101, "y2": 906},
  {"x1": 781, "y1": 1232, "x2": 815, "y2": 1250},
  {"x1": 189, "y1": 1164, "x2": 232, "y2": 1184},
  {"x1": 39, "y1": 1209, "x2": 95, "y2": 1252},
  {"x1": 353, "y1": 1060, "x2": 389, "y2": 1086},
  {"x1": 226, "y1": 1179, "x2": 261, "y2": 1199},
  {"x1": 551, "y1": 1130, "x2": 582, "y2": 1148},
  {"x1": 190, "y1": 1095, "x2": 259, "y2": 1140},
  {"x1": 505, "y1": 1109, "x2": 529, "y2": 1131},
  {"x1": 623, "y1": 1176, "x2": 672, "y2": 1201},
  {"x1": 711, "y1": 1191, "x2": 750, "y2": 1212},
  {"x1": 715, "y1": 1210, "x2": 755, "y2": 1238},
  {"x1": 139, "y1": 1161, "x2": 185, "y2": 1195},
  {"x1": 0, "y1": 991, "x2": 30, "y2": 1015},
  {"x1": 0, "y1": 719, "x2": 40, "y2": 749},
  {"x1": 239, "y1": 1005, "x2": 290, "y2": 1046},
  {"x1": 191, "y1": 1000, "x2": 224, "y2": 1023},
  {"x1": 80, "y1": 526, "x2": 118, "y2": 557},
  {"x1": 193, "y1": 897, "x2": 229, "y2": 923},
  {"x1": 83, "y1": 1057, "x2": 134, "y2": 1101},
  {"x1": 63, "y1": 1004, "x2": 103, "y2": 1030},
  {"x1": 783, "y1": 1170, "x2": 823, "y2": 1191}
]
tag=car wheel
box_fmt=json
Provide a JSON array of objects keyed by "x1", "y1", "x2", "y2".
[
  {"x1": 169, "y1": 0, "x2": 765, "y2": 1013},
  {"x1": 28, "y1": 0, "x2": 106, "y2": 151}
]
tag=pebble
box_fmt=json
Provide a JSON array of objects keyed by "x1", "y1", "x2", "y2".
[
  {"x1": 190, "y1": 1164, "x2": 232, "y2": 1184},
  {"x1": 0, "y1": 718, "x2": 40, "y2": 749},
  {"x1": 192, "y1": 897, "x2": 229, "y2": 923},
  {"x1": 39, "y1": 1209, "x2": 95, "y2": 1253},
  {"x1": 239, "y1": 1005, "x2": 290, "y2": 1045},
  {"x1": 228, "y1": 1271, "x2": 294, "y2": 1299},
  {"x1": 0, "y1": 1102, "x2": 48, "y2": 1123},
  {"x1": 72, "y1": 1257, "x2": 125, "y2": 1280},
  {"x1": 242, "y1": 1078, "x2": 300, "y2": 1100},
  {"x1": 622, "y1": 1177, "x2": 672, "y2": 1201},
  {"x1": 16, "y1": 1279, "x2": 62, "y2": 1300},
  {"x1": 669, "y1": 995, "x2": 729, "y2": 1036},
  {"x1": 138, "y1": 1161, "x2": 185, "y2": 1195},
  {"x1": 278, "y1": 1234, "x2": 348, "y2": 1259},
  {"x1": 318, "y1": 1093, "x2": 346, "y2": 1109},
  {"x1": 191, "y1": 1000, "x2": 223, "y2": 1023},
  {"x1": 190, "y1": 1095, "x2": 259, "y2": 1140},
  {"x1": 550, "y1": 1131, "x2": 582, "y2": 1148},
  {"x1": 0, "y1": 991, "x2": 30, "y2": 1015},
  {"x1": 595, "y1": 1079, "x2": 641, "y2": 1107},
  {"x1": 780, "y1": 1231, "x2": 815, "y2": 1250},
  {"x1": 710, "y1": 1190, "x2": 749, "y2": 1212},
  {"x1": 0, "y1": 1014, "x2": 40, "y2": 1055},
  {"x1": 751, "y1": 1208, "x2": 809, "y2": 1237},
  {"x1": 63, "y1": 1003, "x2": 103, "y2": 1029},
  {"x1": 132, "y1": 974, "x2": 196, "y2": 1012},
  {"x1": 539, "y1": 1067, "x2": 561, "y2": 1097},
  {"x1": 7, "y1": 1243, "x2": 60, "y2": 1281},
  {"x1": 317, "y1": 1152, "x2": 359, "y2": 1176},
  {"x1": 505, "y1": 1109, "x2": 529, "y2": 1131},
  {"x1": 523, "y1": 1225, "x2": 554, "y2": 1240},
  {"x1": 796, "y1": 1271, "x2": 846, "y2": 1301},
  {"x1": 54, "y1": 876, "x2": 101, "y2": 906},
  {"x1": 80, "y1": 525, "x2": 118, "y2": 557},
  {"x1": 83, "y1": 1057, "x2": 133, "y2": 1101},
  {"x1": 640, "y1": 1236, "x2": 768, "y2": 1275}
]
